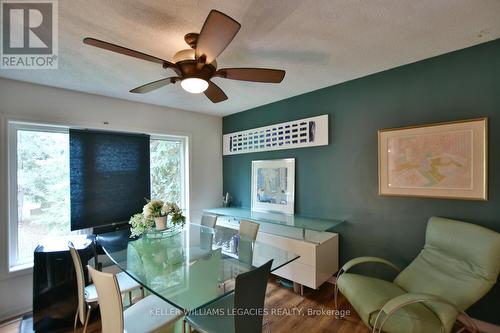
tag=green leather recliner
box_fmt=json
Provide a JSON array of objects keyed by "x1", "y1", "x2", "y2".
[{"x1": 336, "y1": 216, "x2": 500, "y2": 333}]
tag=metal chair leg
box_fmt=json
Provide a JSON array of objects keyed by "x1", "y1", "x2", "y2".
[
  {"x1": 334, "y1": 268, "x2": 345, "y2": 312},
  {"x1": 83, "y1": 304, "x2": 92, "y2": 333}
]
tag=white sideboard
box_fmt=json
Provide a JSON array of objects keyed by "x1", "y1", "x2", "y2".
[{"x1": 205, "y1": 208, "x2": 343, "y2": 291}]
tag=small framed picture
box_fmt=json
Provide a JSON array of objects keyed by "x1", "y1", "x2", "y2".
[
  {"x1": 251, "y1": 158, "x2": 295, "y2": 214},
  {"x1": 378, "y1": 118, "x2": 488, "y2": 200}
]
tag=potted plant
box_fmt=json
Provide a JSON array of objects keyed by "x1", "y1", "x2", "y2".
[
  {"x1": 129, "y1": 199, "x2": 186, "y2": 236},
  {"x1": 142, "y1": 199, "x2": 167, "y2": 230}
]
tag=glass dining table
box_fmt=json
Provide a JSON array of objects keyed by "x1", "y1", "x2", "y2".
[{"x1": 97, "y1": 223, "x2": 299, "y2": 312}]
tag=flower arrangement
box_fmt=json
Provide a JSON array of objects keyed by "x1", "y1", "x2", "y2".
[
  {"x1": 161, "y1": 202, "x2": 186, "y2": 226},
  {"x1": 129, "y1": 213, "x2": 153, "y2": 238},
  {"x1": 142, "y1": 199, "x2": 164, "y2": 219},
  {"x1": 129, "y1": 199, "x2": 186, "y2": 237}
]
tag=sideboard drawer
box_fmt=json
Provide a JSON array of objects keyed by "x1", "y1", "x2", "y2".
[{"x1": 256, "y1": 232, "x2": 316, "y2": 265}]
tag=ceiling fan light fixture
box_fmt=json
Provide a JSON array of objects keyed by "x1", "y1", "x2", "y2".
[{"x1": 181, "y1": 77, "x2": 209, "y2": 94}]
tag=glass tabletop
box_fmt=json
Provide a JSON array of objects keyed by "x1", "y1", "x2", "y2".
[
  {"x1": 204, "y1": 207, "x2": 345, "y2": 232},
  {"x1": 97, "y1": 224, "x2": 299, "y2": 311}
]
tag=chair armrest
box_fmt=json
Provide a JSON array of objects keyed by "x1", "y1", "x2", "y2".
[
  {"x1": 381, "y1": 293, "x2": 447, "y2": 314},
  {"x1": 372, "y1": 293, "x2": 477, "y2": 333},
  {"x1": 341, "y1": 256, "x2": 400, "y2": 273},
  {"x1": 333, "y1": 256, "x2": 400, "y2": 312}
]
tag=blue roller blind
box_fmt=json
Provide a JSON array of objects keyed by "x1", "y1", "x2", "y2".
[{"x1": 70, "y1": 129, "x2": 150, "y2": 231}]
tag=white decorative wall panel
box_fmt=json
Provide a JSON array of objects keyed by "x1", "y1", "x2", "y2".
[{"x1": 223, "y1": 115, "x2": 329, "y2": 155}]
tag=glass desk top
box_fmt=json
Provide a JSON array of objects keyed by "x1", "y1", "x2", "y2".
[
  {"x1": 97, "y1": 224, "x2": 299, "y2": 311},
  {"x1": 204, "y1": 207, "x2": 345, "y2": 232}
]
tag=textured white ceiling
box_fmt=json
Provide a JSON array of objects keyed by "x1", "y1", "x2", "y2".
[{"x1": 1, "y1": 0, "x2": 500, "y2": 116}]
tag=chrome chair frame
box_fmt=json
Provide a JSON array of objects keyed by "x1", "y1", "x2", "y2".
[{"x1": 372, "y1": 296, "x2": 479, "y2": 333}]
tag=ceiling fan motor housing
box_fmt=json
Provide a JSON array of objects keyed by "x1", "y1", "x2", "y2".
[{"x1": 172, "y1": 46, "x2": 217, "y2": 81}]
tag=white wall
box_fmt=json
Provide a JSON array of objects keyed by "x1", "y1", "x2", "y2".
[{"x1": 0, "y1": 77, "x2": 223, "y2": 320}]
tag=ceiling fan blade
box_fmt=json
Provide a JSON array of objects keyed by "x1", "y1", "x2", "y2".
[
  {"x1": 83, "y1": 37, "x2": 177, "y2": 68},
  {"x1": 215, "y1": 68, "x2": 285, "y2": 83},
  {"x1": 195, "y1": 10, "x2": 241, "y2": 64},
  {"x1": 204, "y1": 81, "x2": 228, "y2": 103},
  {"x1": 130, "y1": 77, "x2": 179, "y2": 94}
]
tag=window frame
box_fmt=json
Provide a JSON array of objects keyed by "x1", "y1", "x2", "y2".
[
  {"x1": 6, "y1": 121, "x2": 190, "y2": 274},
  {"x1": 150, "y1": 134, "x2": 188, "y2": 215},
  {"x1": 7, "y1": 121, "x2": 70, "y2": 272}
]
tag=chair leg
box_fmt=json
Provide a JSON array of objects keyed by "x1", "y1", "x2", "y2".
[
  {"x1": 73, "y1": 308, "x2": 79, "y2": 333},
  {"x1": 333, "y1": 269, "x2": 344, "y2": 307},
  {"x1": 263, "y1": 320, "x2": 272, "y2": 333},
  {"x1": 83, "y1": 305, "x2": 92, "y2": 333},
  {"x1": 129, "y1": 291, "x2": 133, "y2": 306}
]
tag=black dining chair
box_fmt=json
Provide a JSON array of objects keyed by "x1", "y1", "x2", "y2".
[{"x1": 185, "y1": 260, "x2": 273, "y2": 333}]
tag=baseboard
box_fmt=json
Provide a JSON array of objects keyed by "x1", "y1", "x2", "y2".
[{"x1": 0, "y1": 306, "x2": 31, "y2": 324}]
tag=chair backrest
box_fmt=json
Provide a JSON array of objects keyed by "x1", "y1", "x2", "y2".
[
  {"x1": 239, "y1": 220, "x2": 259, "y2": 241},
  {"x1": 395, "y1": 217, "x2": 500, "y2": 323},
  {"x1": 68, "y1": 242, "x2": 87, "y2": 325},
  {"x1": 234, "y1": 260, "x2": 273, "y2": 333},
  {"x1": 238, "y1": 238, "x2": 254, "y2": 266},
  {"x1": 200, "y1": 214, "x2": 218, "y2": 228},
  {"x1": 200, "y1": 229, "x2": 214, "y2": 250},
  {"x1": 87, "y1": 265, "x2": 124, "y2": 333}
]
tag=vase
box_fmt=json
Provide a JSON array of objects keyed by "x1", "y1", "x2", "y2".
[{"x1": 154, "y1": 216, "x2": 167, "y2": 231}]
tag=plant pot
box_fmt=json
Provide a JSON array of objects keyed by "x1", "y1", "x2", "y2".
[{"x1": 154, "y1": 216, "x2": 167, "y2": 231}]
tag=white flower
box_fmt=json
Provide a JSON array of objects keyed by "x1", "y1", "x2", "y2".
[
  {"x1": 129, "y1": 213, "x2": 154, "y2": 237},
  {"x1": 143, "y1": 199, "x2": 164, "y2": 218}
]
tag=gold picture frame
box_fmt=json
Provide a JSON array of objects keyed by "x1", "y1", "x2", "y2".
[{"x1": 378, "y1": 118, "x2": 488, "y2": 200}]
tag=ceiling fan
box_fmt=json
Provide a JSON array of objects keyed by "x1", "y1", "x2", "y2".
[{"x1": 83, "y1": 10, "x2": 285, "y2": 103}]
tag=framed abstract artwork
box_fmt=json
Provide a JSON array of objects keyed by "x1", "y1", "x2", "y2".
[
  {"x1": 378, "y1": 118, "x2": 487, "y2": 200},
  {"x1": 251, "y1": 158, "x2": 295, "y2": 214}
]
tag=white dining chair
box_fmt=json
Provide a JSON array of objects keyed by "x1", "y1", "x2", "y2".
[
  {"x1": 239, "y1": 220, "x2": 260, "y2": 240},
  {"x1": 68, "y1": 242, "x2": 143, "y2": 333},
  {"x1": 200, "y1": 214, "x2": 218, "y2": 229},
  {"x1": 87, "y1": 265, "x2": 183, "y2": 333}
]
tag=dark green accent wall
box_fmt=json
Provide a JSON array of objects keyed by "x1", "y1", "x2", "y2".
[{"x1": 223, "y1": 38, "x2": 500, "y2": 323}]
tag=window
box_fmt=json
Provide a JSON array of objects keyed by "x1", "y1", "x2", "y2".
[
  {"x1": 8, "y1": 123, "x2": 70, "y2": 270},
  {"x1": 150, "y1": 136, "x2": 186, "y2": 208},
  {"x1": 8, "y1": 122, "x2": 188, "y2": 271}
]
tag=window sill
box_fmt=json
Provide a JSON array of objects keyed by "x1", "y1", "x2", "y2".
[{"x1": 3, "y1": 263, "x2": 34, "y2": 280}]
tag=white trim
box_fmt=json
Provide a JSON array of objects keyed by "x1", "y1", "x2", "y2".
[
  {"x1": 0, "y1": 305, "x2": 31, "y2": 323},
  {"x1": 7, "y1": 122, "x2": 17, "y2": 272},
  {"x1": 0, "y1": 112, "x2": 7, "y2": 280}
]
